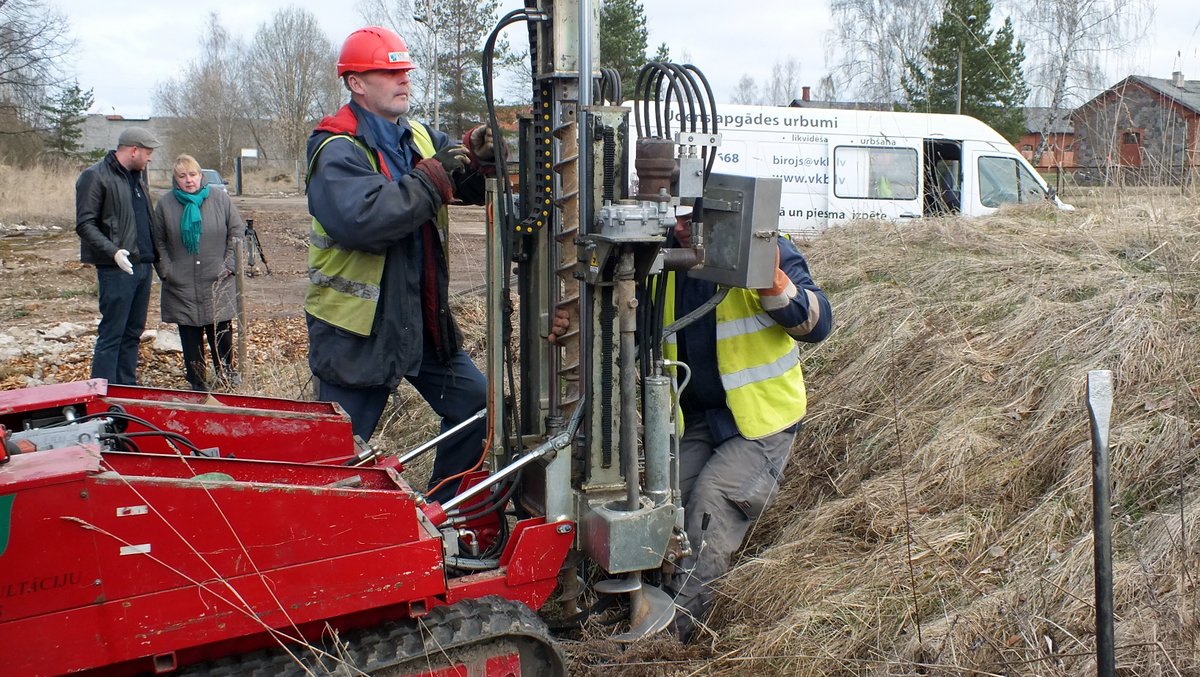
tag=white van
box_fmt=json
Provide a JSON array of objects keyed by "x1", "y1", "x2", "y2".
[{"x1": 674, "y1": 104, "x2": 1073, "y2": 234}]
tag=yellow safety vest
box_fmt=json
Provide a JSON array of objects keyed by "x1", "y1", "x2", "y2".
[
  {"x1": 661, "y1": 274, "x2": 808, "y2": 439},
  {"x1": 304, "y1": 121, "x2": 449, "y2": 336}
]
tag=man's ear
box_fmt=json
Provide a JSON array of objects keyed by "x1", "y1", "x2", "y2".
[{"x1": 345, "y1": 73, "x2": 366, "y2": 96}]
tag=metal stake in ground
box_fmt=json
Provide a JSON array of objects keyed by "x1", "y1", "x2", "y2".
[{"x1": 1087, "y1": 369, "x2": 1115, "y2": 676}]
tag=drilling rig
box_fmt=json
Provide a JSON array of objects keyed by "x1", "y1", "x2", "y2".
[{"x1": 0, "y1": 1, "x2": 782, "y2": 675}]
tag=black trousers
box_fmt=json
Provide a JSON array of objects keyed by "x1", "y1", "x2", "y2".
[
  {"x1": 92, "y1": 263, "x2": 152, "y2": 385},
  {"x1": 178, "y1": 322, "x2": 233, "y2": 391}
]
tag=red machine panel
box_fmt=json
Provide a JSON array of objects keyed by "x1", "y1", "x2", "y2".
[{"x1": 0, "y1": 445, "x2": 449, "y2": 676}]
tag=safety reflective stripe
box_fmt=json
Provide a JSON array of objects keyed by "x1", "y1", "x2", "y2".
[
  {"x1": 309, "y1": 268, "x2": 381, "y2": 302},
  {"x1": 308, "y1": 231, "x2": 343, "y2": 251},
  {"x1": 715, "y1": 313, "x2": 777, "y2": 341},
  {"x1": 720, "y1": 344, "x2": 799, "y2": 391},
  {"x1": 305, "y1": 134, "x2": 386, "y2": 335},
  {"x1": 657, "y1": 273, "x2": 807, "y2": 438},
  {"x1": 716, "y1": 287, "x2": 807, "y2": 438}
]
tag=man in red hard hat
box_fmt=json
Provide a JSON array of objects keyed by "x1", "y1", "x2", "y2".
[{"x1": 305, "y1": 26, "x2": 495, "y2": 504}]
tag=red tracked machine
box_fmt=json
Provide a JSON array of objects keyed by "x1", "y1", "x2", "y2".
[{"x1": 0, "y1": 380, "x2": 571, "y2": 676}]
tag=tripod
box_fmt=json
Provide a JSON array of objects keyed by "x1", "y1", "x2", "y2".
[{"x1": 244, "y1": 219, "x2": 270, "y2": 277}]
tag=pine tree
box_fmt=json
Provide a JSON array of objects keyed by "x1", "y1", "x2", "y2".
[
  {"x1": 599, "y1": 0, "x2": 649, "y2": 94},
  {"x1": 433, "y1": 0, "x2": 501, "y2": 137},
  {"x1": 41, "y1": 82, "x2": 95, "y2": 162},
  {"x1": 902, "y1": 0, "x2": 1029, "y2": 141}
]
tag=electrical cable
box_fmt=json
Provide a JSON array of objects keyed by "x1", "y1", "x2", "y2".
[
  {"x1": 103, "y1": 430, "x2": 207, "y2": 456},
  {"x1": 45, "y1": 410, "x2": 208, "y2": 455},
  {"x1": 663, "y1": 286, "x2": 730, "y2": 339},
  {"x1": 448, "y1": 473, "x2": 520, "y2": 522},
  {"x1": 470, "y1": 6, "x2": 548, "y2": 517}
]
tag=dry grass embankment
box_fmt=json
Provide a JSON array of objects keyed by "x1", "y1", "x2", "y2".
[
  {"x1": 612, "y1": 190, "x2": 1199, "y2": 675},
  {"x1": 0, "y1": 163, "x2": 76, "y2": 226}
]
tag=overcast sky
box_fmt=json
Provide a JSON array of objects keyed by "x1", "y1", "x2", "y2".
[{"x1": 58, "y1": 0, "x2": 1200, "y2": 119}]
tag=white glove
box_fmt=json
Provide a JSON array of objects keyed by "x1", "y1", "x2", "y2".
[{"x1": 114, "y1": 249, "x2": 134, "y2": 275}]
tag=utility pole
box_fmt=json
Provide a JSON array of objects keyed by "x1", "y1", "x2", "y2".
[
  {"x1": 414, "y1": 3, "x2": 440, "y2": 130},
  {"x1": 956, "y1": 14, "x2": 977, "y2": 116}
]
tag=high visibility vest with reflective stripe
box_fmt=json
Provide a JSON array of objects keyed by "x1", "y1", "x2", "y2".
[
  {"x1": 304, "y1": 121, "x2": 448, "y2": 337},
  {"x1": 661, "y1": 274, "x2": 808, "y2": 439}
]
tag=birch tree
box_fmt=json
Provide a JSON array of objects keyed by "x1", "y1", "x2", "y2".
[
  {"x1": 245, "y1": 6, "x2": 342, "y2": 165},
  {"x1": 154, "y1": 14, "x2": 247, "y2": 172},
  {"x1": 1002, "y1": 0, "x2": 1151, "y2": 161},
  {"x1": 827, "y1": 0, "x2": 941, "y2": 104}
]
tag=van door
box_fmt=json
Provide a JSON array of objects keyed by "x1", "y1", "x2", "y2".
[
  {"x1": 923, "y1": 139, "x2": 963, "y2": 215},
  {"x1": 827, "y1": 141, "x2": 922, "y2": 226},
  {"x1": 965, "y1": 145, "x2": 1050, "y2": 214}
]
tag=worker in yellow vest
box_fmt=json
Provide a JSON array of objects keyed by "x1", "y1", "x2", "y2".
[
  {"x1": 549, "y1": 212, "x2": 833, "y2": 641},
  {"x1": 305, "y1": 26, "x2": 495, "y2": 504},
  {"x1": 662, "y1": 213, "x2": 832, "y2": 641}
]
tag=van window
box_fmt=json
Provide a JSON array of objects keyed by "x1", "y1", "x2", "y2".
[
  {"x1": 977, "y1": 156, "x2": 1046, "y2": 207},
  {"x1": 834, "y1": 146, "x2": 918, "y2": 200}
]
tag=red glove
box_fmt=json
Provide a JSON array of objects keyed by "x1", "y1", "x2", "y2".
[
  {"x1": 464, "y1": 125, "x2": 495, "y2": 162},
  {"x1": 758, "y1": 245, "x2": 790, "y2": 297},
  {"x1": 463, "y1": 126, "x2": 497, "y2": 177},
  {"x1": 414, "y1": 158, "x2": 455, "y2": 203}
]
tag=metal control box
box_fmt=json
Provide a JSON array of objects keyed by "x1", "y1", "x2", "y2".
[{"x1": 692, "y1": 173, "x2": 783, "y2": 289}]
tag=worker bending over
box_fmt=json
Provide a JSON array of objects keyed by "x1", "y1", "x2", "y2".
[{"x1": 664, "y1": 213, "x2": 833, "y2": 641}]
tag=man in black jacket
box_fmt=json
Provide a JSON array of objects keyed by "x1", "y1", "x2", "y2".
[{"x1": 76, "y1": 127, "x2": 161, "y2": 385}]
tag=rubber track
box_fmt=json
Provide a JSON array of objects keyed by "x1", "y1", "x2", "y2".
[{"x1": 178, "y1": 596, "x2": 567, "y2": 677}]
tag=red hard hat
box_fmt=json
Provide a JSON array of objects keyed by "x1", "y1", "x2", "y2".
[{"x1": 337, "y1": 26, "x2": 417, "y2": 76}]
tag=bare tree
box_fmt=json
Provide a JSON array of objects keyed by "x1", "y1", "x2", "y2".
[
  {"x1": 764, "y1": 57, "x2": 804, "y2": 105},
  {"x1": 1002, "y1": 0, "x2": 1151, "y2": 161},
  {"x1": 815, "y1": 74, "x2": 838, "y2": 102},
  {"x1": 827, "y1": 0, "x2": 941, "y2": 104},
  {"x1": 729, "y1": 58, "x2": 805, "y2": 106},
  {"x1": 245, "y1": 7, "x2": 342, "y2": 166},
  {"x1": 356, "y1": 0, "x2": 436, "y2": 116},
  {"x1": 0, "y1": 0, "x2": 72, "y2": 131},
  {"x1": 154, "y1": 14, "x2": 246, "y2": 173},
  {"x1": 731, "y1": 75, "x2": 760, "y2": 105}
]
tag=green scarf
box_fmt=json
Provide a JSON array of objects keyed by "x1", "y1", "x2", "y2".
[{"x1": 172, "y1": 185, "x2": 210, "y2": 254}]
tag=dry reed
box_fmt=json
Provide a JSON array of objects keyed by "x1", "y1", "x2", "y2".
[{"x1": 0, "y1": 163, "x2": 77, "y2": 226}]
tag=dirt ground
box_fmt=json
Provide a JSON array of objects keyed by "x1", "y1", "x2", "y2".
[
  {"x1": 0, "y1": 195, "x2": 488, "y2": 325},
  {"x1": 0, "y1": 196, "x2": 489, "y2": 391}
]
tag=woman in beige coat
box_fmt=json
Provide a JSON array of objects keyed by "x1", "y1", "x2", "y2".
[{"x1": 151, "y1": 154, "x2": 243, "y2": 391}]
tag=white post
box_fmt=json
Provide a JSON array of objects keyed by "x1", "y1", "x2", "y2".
[{"x1": 415, "y1": 3, "x2": 440, "y2": 130}]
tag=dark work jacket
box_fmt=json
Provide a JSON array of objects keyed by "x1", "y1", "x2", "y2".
[
  {"x1": 304, "y1": 102, "x2": 487, "y2": 389},
  {"x1": 75, "y1": 151, "x2": 154, "y2": 265}
]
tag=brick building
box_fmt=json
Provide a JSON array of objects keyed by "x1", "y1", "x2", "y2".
[
  {"x1": 1070, "y1": 72, "x2": 1200, "y2": 183},
  {"x1": 1018, "y1": 107, "x2": 1076, "y2": 169}
]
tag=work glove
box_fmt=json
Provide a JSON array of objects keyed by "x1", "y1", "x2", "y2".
[
  {"x1": 756, "y1": 245, "x2": 790, "y2": 298},
  {"x1": 414, "y1": 158, "x2": 456, "y2": 204},
  {"x1": 114, "y1": 248, "x2": 134, "y2": 275},
  {"x1": 433, "y1": 144, "x2": 470, "y2": 176},
  {"x1": 467, "y1": 125, "x2": 495, "y2": 163}
]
